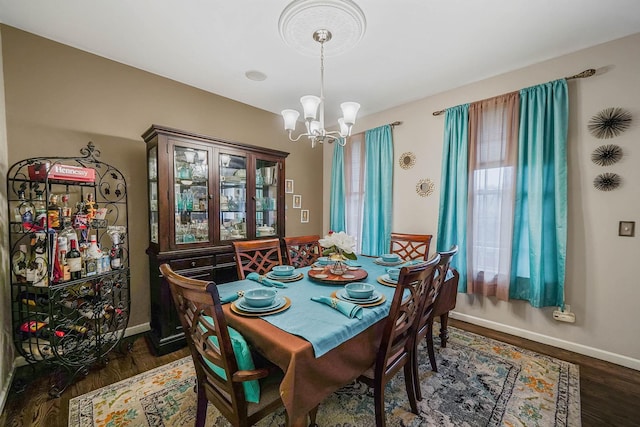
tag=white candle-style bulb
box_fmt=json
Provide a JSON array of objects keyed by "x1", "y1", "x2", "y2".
[
  {"x1": 300, "y1": 95, "x2": 321, "y2": 120},
  {"x1": 340, "y1": 102, "x2": 360, "y2": 125},
  {"x1": 281, "y1": 109, "x2": 300, "y2": 131}
]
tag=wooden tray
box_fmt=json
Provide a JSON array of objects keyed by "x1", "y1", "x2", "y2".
[{"x1": 307, "y1": 267, "x2": 368, "y2": 285}]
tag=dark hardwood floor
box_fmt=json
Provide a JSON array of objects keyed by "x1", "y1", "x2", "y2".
[{"x1": 1, "y1": 320, "x2": 639, "y2": 426}]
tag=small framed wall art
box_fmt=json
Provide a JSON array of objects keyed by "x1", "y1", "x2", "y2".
[
  {"x1": 293, "y1": 195, "x2": 302, "y2": 209},
  {"x1": 301, "y1": 209, "x2": 309, "y2": 223},
  {"x1": 285, "y1": 179, "x2": 294, "y2": 194}
]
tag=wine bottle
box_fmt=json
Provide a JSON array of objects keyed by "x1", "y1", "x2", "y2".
[{"x1": 67, "y1": 239, "x2": 82, "y2": 280}]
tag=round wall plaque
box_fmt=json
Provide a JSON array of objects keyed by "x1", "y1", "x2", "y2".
[
  {"x1": 399, "y1": 152, "x2": 416, "y2": 169},
  {"x1": 416, "y1": 178, "x2": 435, "y2": 197}
]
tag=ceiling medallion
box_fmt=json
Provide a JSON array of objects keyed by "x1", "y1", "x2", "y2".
[
  {"x1": 416, "y1": 178, "x2": 435, "y2": 197},
  {"x1": 399, "y1": 152, "x2": 416, "y2": 169},
  {"x1": 278, "y1": 0, "x2": 367, "y2": 57}
]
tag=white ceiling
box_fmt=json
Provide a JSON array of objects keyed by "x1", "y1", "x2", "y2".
[{"x1": 2, "y1": 0, "x2": 640, "y2": 126}]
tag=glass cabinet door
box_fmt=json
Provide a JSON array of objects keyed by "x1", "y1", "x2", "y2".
[
  {"x1": 173, "y1": 144, "x2": 210, "y2": 245},
  {"x1": 219, "y1": 152, "x2": 247, "y2": 241},
  {"x1": 148, "y1": 145, "x2": 159, "y2": 244},
  {"x1": 255, "y1": 158, "x2": 279, "y2": 237}
]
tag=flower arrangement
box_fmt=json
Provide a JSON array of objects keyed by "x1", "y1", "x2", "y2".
[{"x1": 319, "y1": 231, "x2": 357, "y2": 260}]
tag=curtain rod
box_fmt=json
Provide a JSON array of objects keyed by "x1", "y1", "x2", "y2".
[
  {"x1": 390, "y1": 121, "x2": 402, "y2": 127},
  {"x1": 431, "y1": 68, "x2": 596, "y2": 116}
]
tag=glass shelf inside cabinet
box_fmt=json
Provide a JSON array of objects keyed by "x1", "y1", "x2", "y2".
[
  {"x1": 255, "y1": 159, "x2": 278, "y2": 237},
  {"x1": 148, "y1": 146, "x2": 159, "y2": 243},
  {"x1": 173, "y1": 146, "x2": 209, "y2": 245},
  {"x1": 219, "y1": 153, "x2": 247, "y2": 241}
]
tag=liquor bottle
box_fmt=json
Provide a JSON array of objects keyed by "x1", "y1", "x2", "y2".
[
  {"x1": 109, "y1": 233, "x2": 123, "y2": 269},
  {"x1": 67, "y1": 239, "x2": 82, "y2": 280},
  {"x1": 57, "y1": 237, "x2": 71, "y2": 282},
  {"x1": 84, "y1": 235, "x2": 101, "y2": 277},
  {"x1": 59, "y1": 217, "x2": 78, "y2": 250},
  {"x1": 60, "y1": 193, "x2": 72, "y2": 220},
  {"x1": 83, "y1": 193, "x2": 98, "y2": 221},
  {"x1": 33, "y1": 190, "x2": 47, "y2": 229},
  {"x1": 47, "y1": 193, "x2": 61, "y2": 229},
  {"x1": 17, "y1": 190, "x2": 34, "y2": 227}
]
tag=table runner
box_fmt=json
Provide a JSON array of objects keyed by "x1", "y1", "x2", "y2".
[{"x1": 218, "y1": 256, "x2": 393, "y2": 357}]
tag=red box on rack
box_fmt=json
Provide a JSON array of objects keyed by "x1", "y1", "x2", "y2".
[
  {"x1": 27, "y1": 162, "x2": 50, "y2": 181},
  {"x1": 48, "y1": 164, "x2": 95, "y2": 183}
]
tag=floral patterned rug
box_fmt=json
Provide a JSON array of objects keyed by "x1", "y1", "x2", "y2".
[{"x1": 68, "y1": 326, "x2": 580, "y2": 426}]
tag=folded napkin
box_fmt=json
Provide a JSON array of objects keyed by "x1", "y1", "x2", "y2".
[
  {"x1": 310, "y1": 296, "x2": 363, "y2": 319},
  {"x1": 246, "y1": 272, "x2": 288, "y2": 288},
  {"x1": 220, "y1": 291, "x2": 243, "y2": 304}
]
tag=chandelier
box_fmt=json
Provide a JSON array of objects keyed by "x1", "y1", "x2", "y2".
[{"x1": 280, "y1": 29, "x2": 361, "y2": 148}]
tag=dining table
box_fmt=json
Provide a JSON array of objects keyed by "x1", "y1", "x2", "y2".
[
  {"x1": 217, "y1": 256, "x2": 457, "y2": 426},
  {"x1": 217, "y1": 255, "x2": 398, "y2": 426}
]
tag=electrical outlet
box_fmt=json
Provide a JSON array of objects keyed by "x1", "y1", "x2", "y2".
[{"x1": 553, "y1": 305, "x2": 576, "y2": 323}]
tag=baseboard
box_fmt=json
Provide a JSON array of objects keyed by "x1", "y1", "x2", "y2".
[
  {"x1": 13, "y1": 322, "x2": 151, "y2": 368},
  {"x1": 450, "y1": 311, "x2": 640, "y2": 371}
]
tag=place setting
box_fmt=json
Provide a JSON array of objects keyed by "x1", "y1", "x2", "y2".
[
  {"x1": 265, "y1": 265, "x2": 304, "y2": 282},
  {"x1": 373, "y1": 253, "x2": 405, "y2": 266},
  {"x1": 377, "y1": 267, "x2": 400, "y2": 287},
  {"x1": 230, "y1": 288, "x2": 291, "y2": 317},
  {"x1": 331, "y1": 282, "x2": 386, "y2": 307}
]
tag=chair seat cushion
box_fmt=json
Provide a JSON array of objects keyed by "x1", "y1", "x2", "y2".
[{"x1": 200, "y1": 315, "x2": 260, "y2": 403}]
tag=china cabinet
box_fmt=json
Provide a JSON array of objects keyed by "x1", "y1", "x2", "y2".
[
  {"x1": 143, "y1": 125, "x2": 288, "y2": 355},
  {"x1": 6, "y1": 143, "x2": 130, "y2": 396}
]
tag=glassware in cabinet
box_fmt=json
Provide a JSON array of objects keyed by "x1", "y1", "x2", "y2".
[
  {"x1": 219, "y1": 152, "x2": 247, "y2": 241},
  {"x1": 172, "y1": 144, "x2": 211, "y2": 245}
]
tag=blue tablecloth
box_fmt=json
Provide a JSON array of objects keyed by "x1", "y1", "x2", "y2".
[{"x1": 218, "y1": 257, "x2": 455, "y2": 358}]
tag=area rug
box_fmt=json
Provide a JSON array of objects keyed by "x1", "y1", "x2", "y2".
[{"x1": 68, "y1": 326, "x2": 581, "y2": 426}]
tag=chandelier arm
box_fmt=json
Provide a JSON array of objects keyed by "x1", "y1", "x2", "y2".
[{"x1": 287, "y1": 131, "x2": 310, "y2": 142}]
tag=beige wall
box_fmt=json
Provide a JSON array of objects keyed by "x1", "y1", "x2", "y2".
[
  {"x1": 0, "y1": 25, "x2": 323, "y2": 341},
  {"x1": 325, "y1": 33, "x2": 640, "y2": 369},
  {"x1": 0, "y1": 27, "x2": 16, "y2": 411}
]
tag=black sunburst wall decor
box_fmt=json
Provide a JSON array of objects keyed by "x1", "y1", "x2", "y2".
[
  {"x1": 588, "y1": 107, "x2": 632, "y2": 139},
  {"x1": 591, "y1": 144, "x2": 623, "y2": 166},
  {"x1": 593, "y1": 172, "x2": 621, "y2": 191}
]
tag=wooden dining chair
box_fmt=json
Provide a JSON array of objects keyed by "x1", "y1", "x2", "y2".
[
  {"x1": 357, "y1": 254, "x2": 440, "y2": 427},
  {"x1": 283, "y1": 235, "x2": 322, "y2": 268},
  {"x1": 159, "y1": 263, "x2": 292, "y2": 427},
  {"x1": 411, "y1": 245, "x2": 458, "y2": 401},
  {"x1": 389, "y1": 232, "x2": 433, "y2": 261},
  {"x1": 232, "y1": 238, "x2": 283, "y2": 279}
]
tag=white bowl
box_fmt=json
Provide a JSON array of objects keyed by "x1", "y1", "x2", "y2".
[
  {"x1": 243, "y1": 288, "x2": 277, "y2": 308},
  {"x1": 344, "y1": 282, "x2": 375, "y2": 299}
]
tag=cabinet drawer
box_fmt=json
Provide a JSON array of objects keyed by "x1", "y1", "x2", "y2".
[
  {"x1": 169, "y1": 256, "x2": 215, "y2": 272},
  {"x1": 216, "y1": 253, "x2": 236, "y2": 266}
]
